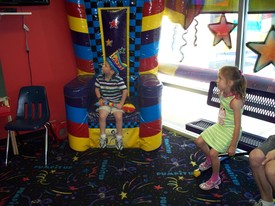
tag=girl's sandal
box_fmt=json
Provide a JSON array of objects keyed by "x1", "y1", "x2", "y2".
[
  {"x1": 199, "y1": 177, "x2": 221, "y2": 190},
  {"x1": 198, "y1": 161, "x2": 212, "y2": 171}
]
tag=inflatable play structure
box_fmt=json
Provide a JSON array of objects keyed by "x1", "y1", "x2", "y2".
[
  {"x1": 64, "y1": 0, "x2": 164, "y2": 151},
  {"x1": 64, "y1": 0, "x2": 275, "y2": 152}
]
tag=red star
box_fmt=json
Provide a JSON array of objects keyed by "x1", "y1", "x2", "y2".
[
  {"x1": 69, "y1": 186, "x2": 78, "y2": 191},
  {"x1": 22, "y1": 177, "x2": 30, "y2": 182},
  {"x1": 208, "y1": 14, "x2": 237, "y2": 49},
  {"x1": 109, "y1": 18, "x2": 119, "y2": 29},
  {"x1": 246, "y1": 25, "x2": 275, "y2": 72},
  {"x1": 213, "y1": 193, "x2": 223, "y2": 198},
  {"x1": 154, "y1": 185, "x2": 163, "y2": 190}
]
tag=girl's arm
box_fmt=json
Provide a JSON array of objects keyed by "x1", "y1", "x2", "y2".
[{"x1": 227, "y1": 98, "x2": 244, "y2": 156}]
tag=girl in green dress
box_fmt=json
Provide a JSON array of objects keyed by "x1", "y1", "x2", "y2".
[{"x1": 195, "y1": 66, "x2": 247, "y2": 190}]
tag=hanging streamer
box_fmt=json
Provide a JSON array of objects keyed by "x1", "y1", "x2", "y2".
[
  {"x1": 179, "y1": 30, "x2": 188, "y2": 62},
  {"x1": 172, "y1": 25, "x2": 178, "y2": 51},
  {"x1": 193, "y1": 18, "x2": 198, "y2": 47}
]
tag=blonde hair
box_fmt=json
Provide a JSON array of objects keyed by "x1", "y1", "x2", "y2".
[{"x1": 219, "y1": 66, "x2": 247, "y2": 101}]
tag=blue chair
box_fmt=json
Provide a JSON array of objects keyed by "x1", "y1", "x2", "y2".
[{"x1": 5, "y1": 86, "x2": 50, "y2": 166}]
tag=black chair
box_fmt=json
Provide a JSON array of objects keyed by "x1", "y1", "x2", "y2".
[{"x1": 5, "y1": 86, "x2": 50, "y2": 166}]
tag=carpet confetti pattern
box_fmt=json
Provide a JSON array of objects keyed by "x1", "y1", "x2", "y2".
[{"x1": 0, "y1": 129, "x2": 260, "y2": 205}]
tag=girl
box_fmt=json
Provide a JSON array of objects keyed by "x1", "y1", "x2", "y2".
[{"x1": 195, "y1": 66, "x2": 247, "y2": 190}]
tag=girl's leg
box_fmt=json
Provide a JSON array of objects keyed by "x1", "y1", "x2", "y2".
[
  {"x1": 195, "y1": 136, "x2": 212, "y2": 169},
  {"x1": 199, "y1": 148, "x2": 222, "y2": 190},
  {"x1": 209, "y1": 148, "x2": 220, "y2": 180},
  {"x1": 195, "y1": 136, "x2": 210, "y2": 156}
]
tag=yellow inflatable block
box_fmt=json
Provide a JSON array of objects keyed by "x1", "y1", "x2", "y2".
[{"x1": 89, "y1": 128, "x2": 140, "y2": 148}]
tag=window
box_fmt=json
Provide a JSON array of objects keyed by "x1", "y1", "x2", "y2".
[
  {"x1": 159, "y1": 1, "x2": 275, "y2": 138},
  {"x1": 158, "y1": 3, "x2": 275, "y2": 93}
]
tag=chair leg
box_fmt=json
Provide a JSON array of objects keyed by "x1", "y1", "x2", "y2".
[
  {"x1": 10, "y1": 131, "x2": 19, "y2": 155},
  {"x1": 44, "y1": 124, "x2": 48, "y2": 166},
  {"x1": 5, "y1": 131, "x2": 10, "y2": 166},
  {"x1": 7, "y1": 115, "x2": 19, "y2": 155}
]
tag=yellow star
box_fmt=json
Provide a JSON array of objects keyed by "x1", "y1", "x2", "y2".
[
  {"x1": 246, "y1": 25, "x2": 275, "y2": 72},
  {"x1": 190, "y1": 161, "x2": 197, "y2": 167},
  {"x1": 106, "y1": 39, "x2": 113, "y2": 47},
  {"x1": 120, "y1": 191, "x2": 127, "y2": 199},
  {"x1": 178, "y1": 176, "x2": 184, "y2": 180},
  {"x1": 72, "y1": 156, "x2": 79, "y2": 162}
]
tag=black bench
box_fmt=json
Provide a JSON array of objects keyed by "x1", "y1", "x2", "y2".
[{"x1": 186, "y1": 81, "x2": 275, "y2": 153}]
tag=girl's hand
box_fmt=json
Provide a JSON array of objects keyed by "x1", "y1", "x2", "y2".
[
  {"x1": 262, "y1": 149, "x2": 275, "y2": 165},
  {"x1": 227, "y1": 145, "x2": 237, "y2": 156}
]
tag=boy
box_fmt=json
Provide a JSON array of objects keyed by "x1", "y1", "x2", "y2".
[{"x1": 95, "y1": 54, "x2": 127, "y2": 150}]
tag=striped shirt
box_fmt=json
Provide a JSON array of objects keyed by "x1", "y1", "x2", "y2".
[{"x1": 95, "y1": 74, "x2": 127, "y2": 103}]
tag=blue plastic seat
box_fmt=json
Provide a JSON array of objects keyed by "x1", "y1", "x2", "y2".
[{"x1": 4, "y1": 86, "x2": 50, "y2": 166}]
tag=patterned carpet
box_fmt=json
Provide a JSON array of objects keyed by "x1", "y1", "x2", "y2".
[{"x1": 0, "y1": 129, "x2": 259, "y2": 205}]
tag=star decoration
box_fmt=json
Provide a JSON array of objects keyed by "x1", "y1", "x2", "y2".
[
  {"x1": 22, "y1": 177, "x2": 30, "y2": 182},
  {"x1": 246, "y1": 25, "x2": 275, "y2": 73},
  {"x1": 120, "y1": 191, "x2": 127, "y2": 199},
  {"x1": 213, "y1": 193, "x2": 223, "y2": 198},
  {"x1": 69, "y1": 186, "x2": 78, "y2": 191},
  {"x1": 72, "y1": 155, "x2": 79, "y2": 162},
  {"x1": 118, "y1": 47, "x2": 126, "y2": 54},
  {"x1": 190, "y1": 161, "x2": 197, "y2": 167},
  {"x1": 50, "y1": 170, "x2": 56, "y2": 174},
  {"x1": 109, "y1": 18, "x2": 119, "y2": 29},
  {"x1": 208, "y1": 14, "x2": 237, "y2": 49},
  {"x1": 178, "y1": 176, "x2": 184, "y2": 180},
  {"x1": 154, "y1": 185, "x2": 163, "y2": 190},
  {"x1": 105, "y1": 39, "x2": 113, "y2": 47}
]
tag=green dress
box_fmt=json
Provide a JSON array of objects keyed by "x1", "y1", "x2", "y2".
[{"x1": 201, "y1": 92, "x2": 243, "y2": 153}]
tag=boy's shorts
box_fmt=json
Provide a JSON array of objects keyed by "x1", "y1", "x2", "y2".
[
  {"x1": 98, "y1": 105, "x2": 124, "y2": 114},
  {"x1": 258, "y1": 135, "x2": 275, "y2": 155}
]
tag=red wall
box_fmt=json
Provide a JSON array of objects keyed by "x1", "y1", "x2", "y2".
[{"x1": 0, "y1": 1, "x2": 77, "y2": 138}]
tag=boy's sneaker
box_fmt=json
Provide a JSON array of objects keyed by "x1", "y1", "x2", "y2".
[
  {"x1": 99, "y1": 137, "x2": 107, "y2": 148},
  {"x1": 199, "y1": 160, "x2": 212, "y2": 171},
  {"x1": 115, "y1": 138, "x2": 123, "y2": 150}
]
